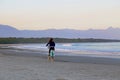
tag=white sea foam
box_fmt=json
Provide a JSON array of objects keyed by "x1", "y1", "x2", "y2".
[
  {"x1": 62, "y1": 43, "x2": 72, "y2": 47},
  {"x1": 8, "y1": 42, "x2": 120, "y2": 58}
]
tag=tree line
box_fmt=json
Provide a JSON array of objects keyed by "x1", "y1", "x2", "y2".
[{"x1": 0, "y1": 37, "x2": 120, "y2": 44}]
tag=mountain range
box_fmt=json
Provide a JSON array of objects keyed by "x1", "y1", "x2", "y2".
[{"x1": 0, "y1": 24, "x2": 120, "y2": 40}]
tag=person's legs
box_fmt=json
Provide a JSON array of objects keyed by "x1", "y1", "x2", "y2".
[
  {"x1": 51, "y1": 56, "x2": 54, "y2": 62},
  {"x1": 48, "y1": 48, "x2": 51, "y2": 60},
  {"x1": 50, "y1": 49, "x2": 55, "y2": 62},
  {"x1": 48, "y1": 48, "x2": 51, "y2": 56},
  {"x1": 48, "y1": 47, "x2": 55, "y2": 62}
]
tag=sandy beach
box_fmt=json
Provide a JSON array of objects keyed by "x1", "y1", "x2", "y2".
[{"x1": 0, "y1": 45, "x2": 120, "y2": 80}]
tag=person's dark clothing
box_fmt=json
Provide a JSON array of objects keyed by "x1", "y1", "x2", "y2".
[
  {"x1": 46, "y1": 41, "x2": 55, "y2": 56},
  {"x1": 46, "y1": 42, "x2": 55, "y2": 47}
]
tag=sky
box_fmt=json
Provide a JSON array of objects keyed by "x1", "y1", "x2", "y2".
[{"x1": 0, "y1": 0, "x2": 120, "y2": 30}]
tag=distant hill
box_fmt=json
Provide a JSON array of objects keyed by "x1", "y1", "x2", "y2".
[
  {"x1": 0, "y1": 24, "x2": 21, "y2": 37},
  {"x1": 0, "y1": 24, "x2": 120, "y2": 40}
]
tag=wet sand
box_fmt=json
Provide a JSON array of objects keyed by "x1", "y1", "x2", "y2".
[{"x1": 0, "y1": 46, "x2": 120, "y2": 80}]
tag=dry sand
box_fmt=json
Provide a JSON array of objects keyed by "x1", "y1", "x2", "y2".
[{"x1": 0, "y1": 46, "x2": 120, "y2": 80}]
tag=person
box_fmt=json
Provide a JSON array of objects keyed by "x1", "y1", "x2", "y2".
[{"x1": 46, "y1": 38, "x2": 55, "y2": 61}]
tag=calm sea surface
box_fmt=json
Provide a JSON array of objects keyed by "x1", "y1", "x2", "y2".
[{"x1": 9, "y1": 42, "x2": 120, "y2": 58}]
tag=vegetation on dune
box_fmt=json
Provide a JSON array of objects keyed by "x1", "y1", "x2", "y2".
[{"x1": 0, "y1": 37, "x2": 120, "y2": 44}]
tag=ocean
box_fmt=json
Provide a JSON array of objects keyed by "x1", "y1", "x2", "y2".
[{"x1": 9, "y1": 42, "x2": 120, "y2": 58}]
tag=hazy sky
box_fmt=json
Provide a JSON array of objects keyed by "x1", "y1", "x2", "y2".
[{"x1": 0, "y1": 0, "x2": 120, "y2": 30}]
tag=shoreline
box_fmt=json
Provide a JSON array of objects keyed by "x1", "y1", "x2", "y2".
[
  {"x1": 1, "y1": 46, "x2": 120, "y2": 65},
  {"x1": 2, "y1": 43, "x2": 120, "y2": 59}
]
